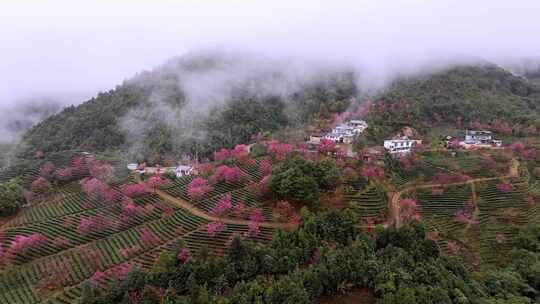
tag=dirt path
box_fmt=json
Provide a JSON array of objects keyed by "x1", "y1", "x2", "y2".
[
  {"x1": 135, "y1": 173, "x2": 296, "y2": 230},
  {"x1": 390, "y1": 158, "x2": 520, "y2": 228},
  {"x1": 154, "y1": 188, "x2": 296, "y2": 230}
]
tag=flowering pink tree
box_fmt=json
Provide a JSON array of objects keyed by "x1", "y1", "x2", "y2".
[
  {"x1": 214, "y1": 148, "x2": 231, "y2": 162},
  {"x1": 6, "y1": 233, "x2": 47, "y2": 260},
  {"x1": 55, "y1": 167, "x2": 74, "y2": 182},
  {"x1": 399, "y1": 199, "x2": 421, "y2": 222},
  {"x1": 247, "y1": 221, "x2": 260, "y2": 237},
  {"x1": 90, "y1": 271, "x2": 105, "y2": 285},
  {"x1": 145, "y1": 175, "x2": 170, "y2": 191},
  {"x1": 23, "y1": 191, "x2": 33, "y2": 204},
  {"x1": 318, "y1": 139, "x2": 337, "y2": 154},
  {"x1": 360, "y1": 165, "x2": 385, "y2": 182},
  {"x1": 177, "y1": 248, "x2": 190, "y2": 262},
  {"x1": 496, "y1": 182, "x2": 513, "y2": 192},
  {"x1": 120, "y1": 183, "x2": 147, "y2": 198},
  {"x1": 76, "y1": 213, "x2": 112, "y2": 235},
  {"x1": 211, "y1": 165, "x2": 244, "y2": 184},
  {"x1": 31, "y1": 177, "x2": 51, "y2": 193},
  {"x1": 195, "y1": 163, "x2": 214, "y2": 177},
  {"x1": 211, "y1": 194, "x2": 233, "y2": 216},
  {"x1": 207, "y1": 221, "x2": 226, "y2": 237},
  {"x1": 39, "y1": 162, "x2": 55, "y2": 179},
  {"x1": 121, "y1": 197, "x2": 139, "y2": 218},
  {"x1": 454, "y1": 200, "x2": 477, "y2": 225},
  {"x1": 80, "y1": 178, "x2": 108, "y2": 200},
  {"x1": 139, "y1": 227, "x2": 160, "y2": 248},
  {"x1": 521, "y1": 148, "x2": 537, "y2": 161},
  {"x1": 249, "y1": 208, "x2": 264, "y2": 223},
  {"x1": 112, "y1": 264, "x2": 132, "y2": 280},
  {"x1": 233, "y1": 202, "x2": 246, "y2": 218},
  {"x1": 267, "y1": 140, "x2": 293, "y2": 161},
  {"x1": 187, "y1": 178, "x2": 213, "y2": 200},
  {"x1": 511, "y1": 141, "x2": 525, "y2": 154},
  {"x1": 248, "y1": 175, "x2": 270, "y2": 197},
  {"x1": 276, "y1": 201, "x2": 292, "y2": 219},
  {"x1": 259, "y1": 159, "x2": 272, "y2": 176},
  {"x1": 232, "y1": 144, "x2": 249, "y2": 162}
]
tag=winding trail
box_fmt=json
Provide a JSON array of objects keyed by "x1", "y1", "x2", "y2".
[
  {"x1": 390, "y1": 158, "x2": 520, "y2": 228},
  {"x1": 134, "y1": 175, "x2": 296, "y2": 230}
]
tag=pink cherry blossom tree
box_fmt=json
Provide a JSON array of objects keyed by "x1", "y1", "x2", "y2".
[
  {"x1": 318, "y1": 139, "x2": 337, "y2": 154},
  {"x1": 276, "y1": 201, "x2": 292, "y2": 219},
  {"x1": 214, "y1": 148, "x2": 231, "y2": 162},
  {"x1": 211, "y1": 165, "x2": 244, "y2": 184},
  {"x1": 267, "y1": 140, "x2": 293, "y2": 161},
  {"x1": 23, "y1": 191, "x2": 33, "y2": 204},
  {"x1": 39, "y1": 162, "x2": 55, "y2": 179},
  {"x1": 139, "y1": 227, "x2": 160, "y2": 248},
  {"x1": 232, "y1": 202, "x2": 246, "y2": 218},
  {"x1": 177, "y1": 248, "x2": 190, "y2": 262},
  {"x1": 145, "y1": 175, "x2": 170, "y2": 191},
  {"x1": 399, "y1": 199, "x2": 421, "y2": 222},
  {"x1": 187, "y1": 177, "x2": 213, "y2": 200},
  {"x1": 55, "y1": 167, "x2": 74, "y2": 182},
  {"x1": 80, "y1": 178, "x2": 108, "y2": 200},
  {"x1": 247, "y1": 221, "x2": 260, "y2": 237},
  {"x1": 195, "y1": 163, "x2": 214, "y2": 177},
  {"x1": 259, "y1": 159, "x2": 272, "y2": 176},
  {"x1": 211, "y1": 194, "x2": 233, "y2": 216},
  {"x1": 249, "y1": 208, "x2": 264, "y2": 223},
  {"x1": 207, "y1": 221, "x2": 226, "y2": 237},
  {"x1": 360, "y1": 165, "x2": 385, "y2": 182},
  {"x1": 120, "y1": 183, "x2": 147, "y2": 198},
  {"x1": 232, "y1": 144, "x2": 249, "y2": 162},
  {"x1": 31, "y1": 177, "x2": 51, "y2": 193}
]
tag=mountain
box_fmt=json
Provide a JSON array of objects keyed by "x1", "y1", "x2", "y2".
[
  {"x1": 20, "y1": 52, "x2": 357, "y2": 161},
  {"x1": 365, "y1": 63, "x2": 540, "y2": 141},
  {"x1": 21, "y1": 56, "x2": 540, "y2": 159}
]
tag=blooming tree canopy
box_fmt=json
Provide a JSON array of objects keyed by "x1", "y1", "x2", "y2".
[
  {"x1": 207, "y1": 221, "x2": 226, "y2": 237},
  {"x1": 211, "y1": 194, "x2": 233, "y2": 216},
  {"x1": 31, "y1": 177, "x2": 51, "y2": 193},
  {"x1": 187, "y1": 177, "x2": 213, "y2": 200},
  {"x1": 399, "y1": 199, "x2": 421, "y2": 222},
  {"x1": 120, "y1": 183, "x2": 147, "y2": 198},
  {"x1": 214, "y1": 148, "x2": 231, "y2": 162}
]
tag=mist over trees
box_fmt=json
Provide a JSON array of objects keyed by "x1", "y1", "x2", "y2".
[{"x1": 20, "y1": 53, "x2": 357, "y2": 161}]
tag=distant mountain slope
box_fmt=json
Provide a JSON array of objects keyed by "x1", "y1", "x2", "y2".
[
  {"x1": 21, "y1": 53, "x2": 356, "y2": 160},
  {"x1": 366, "y1": 63, "x2": 540, "y2": 141}
]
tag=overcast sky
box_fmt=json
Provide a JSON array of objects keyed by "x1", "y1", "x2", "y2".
[{"x1": 1, "y1": 0, "x2": 540, "y2": 106}]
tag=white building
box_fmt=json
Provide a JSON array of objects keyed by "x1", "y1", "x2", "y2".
[
  {"x1": 453, "y1": 130, "x2": 502, "y2": 149},
  {"x1": 324, "y1": 120, "x2": 368, "y2": 144},
  {"x1": 175, "y1": 165, "x2": 193, "y2": 178},
  {"x1": 384, "y1": 137, "x2": 422, "y2": 155}
]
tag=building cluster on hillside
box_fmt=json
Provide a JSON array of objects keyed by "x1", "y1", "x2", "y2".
[
  {"x1": 383, "y1": 136, "x2": 422, "y2": 155},
  {"x1": 446, "y1": 130, "x2": 502, "y2": 149},
  {"x1": 128, "y1": 162, "x2": 193, "y2": 178},
  {"x1": 323, "y1": 120, "x2": 368, "y2": 144}
]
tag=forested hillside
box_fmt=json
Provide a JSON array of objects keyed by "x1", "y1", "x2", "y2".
[
  {"x1": 365, "y1": 64, "x2": 540, "y2": 141},
  {"x1": 20, "y1": 54, "x2": 356, "y2": 161}
]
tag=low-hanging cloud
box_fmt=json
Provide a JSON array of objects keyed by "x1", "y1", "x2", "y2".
[{"x1": 1, "y1": 0, "x2": 540, "y2": 147}]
